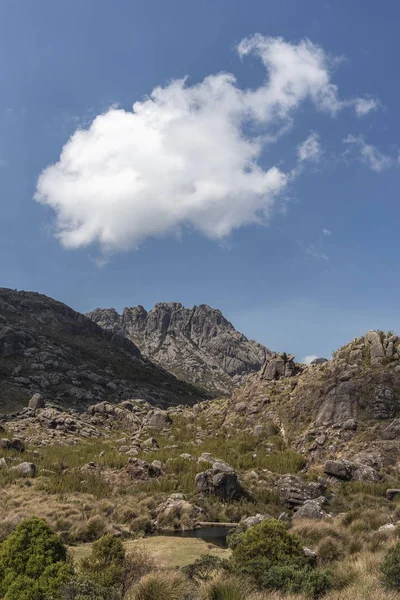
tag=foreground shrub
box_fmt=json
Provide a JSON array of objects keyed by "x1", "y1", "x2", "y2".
[
  {"x1": 182, "y1": 554, "x2": 230, "y2": 583},
  {"x1": 381, "y1": 541, "x2": 400, "y2": 589},
  {"x1": 200, "y1": 574, "x2": 255, "y2": 599},
  {"x1": 80, "y1": 534, "x2": 153, "y2": 596},
  {"x1": 230, "y1": 519, "x2": 309, "y2": 584},
  {"x1": 80, "y1": 534, "x2": 125, "y2": 590},
  {"x1": 262, "y1": 565, "x2": 332, "y2": 598},
  {"x1": 0, "y1": 516, "x2": 72, "y2": 599},
  {"x1": 131, "y1": 571, "x2": 193, "y2": 600},
  {"x1": 60, "y1": 575, "x2": 116, "y2": 600}
]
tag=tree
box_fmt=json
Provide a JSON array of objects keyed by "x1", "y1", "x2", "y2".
[{"x1": 0, "y1": 516, "x2": 72, "y2": 599}]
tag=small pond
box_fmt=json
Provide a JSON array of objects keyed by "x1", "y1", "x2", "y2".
[{"x1": 156, "y1": 526, "x2": 235, "y2": 549}]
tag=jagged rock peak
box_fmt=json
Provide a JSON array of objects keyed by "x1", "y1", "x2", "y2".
[{"x1": 87, "y1": 302, "x2": 271, "y2": 394}]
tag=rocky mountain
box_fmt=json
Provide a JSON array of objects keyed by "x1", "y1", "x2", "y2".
[
  {"x1": 0, "y1": 289, "x2": 205, "y2": 413},
  {"x1": 191, "y1": 329, "x2": 400, "y2": 472},
  {"x1": 87, "y1": 302, "x2": 271, "y2": 394}
]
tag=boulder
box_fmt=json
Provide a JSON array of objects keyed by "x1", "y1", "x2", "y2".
[
  {"x1": 310, "y1": 358, "x2": 328, "y2": 365},
  {"x1": 9, "y1": 438, "x2": 25, "y2": 453},
  {"x1": 260, "y1": 353, "x2": 297, "y2": 380},
  {"x1": 195, "y1": 468, "x2": 244, "y2": 500},
  {"x1": 126, "y1": 458, "x2": 160, "y2": 480},
  {"x1": 147, "y1": 410, "x2": 172, "y2": 429},
  {"x1": 0, "y1": 439, "x2": 10, "y2": 449},
  {"x1": 386, "y1": 489, "x2": 400, "y2": 501},
  {"x1": 365, "y1": 331, "x2": 385, "y2": 365},
  {"x1": 293, "y1": 498, "x2": 328, "y2": 520},
  {"x1": 323, "y1": 459, "x2": 353, "y2": 481},
  {"x1": 241, "y1": 514, "x2": 267, "y2": 528},
  {"x1": 11, "y1": 462, "x2": 36, "y2": 477},
  {"x1": 28, "y1": 393, "x2": 45, "y2": 410},
  {"x1": 277, "y1": 475, "x2": 326, "y2": 507},
  {"x1": 142, "y1": 437, "x2": 159, "y2": 449},
  {"x1": 352, "y1": 464, "x2": 380, "y2": 483}
]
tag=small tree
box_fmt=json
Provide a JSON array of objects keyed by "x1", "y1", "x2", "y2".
[{"x1": 0, "y1": 516, "x2": 72, "y2": 599}]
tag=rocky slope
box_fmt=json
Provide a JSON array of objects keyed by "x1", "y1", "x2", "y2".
[
  {"x1": 0, "y1": 289, "x2": 205, "y2": 413},
  {"x1": 87, "y1": 302, "x2": 271, "y2": 394},
  {"x1": 189, "y1": 330, "x2": 400, "y2": 473}
]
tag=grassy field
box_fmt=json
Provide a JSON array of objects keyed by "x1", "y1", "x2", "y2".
[{"x1": 70, "y1": 535, "x2": 230, "y2": 567}]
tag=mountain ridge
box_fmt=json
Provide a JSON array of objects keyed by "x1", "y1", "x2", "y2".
[{"x1": 87, "y1": 301, "x2": 272, "y2": 394}]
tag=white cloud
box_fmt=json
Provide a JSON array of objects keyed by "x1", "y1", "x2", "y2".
[
  {"x1": 303, "y1": 354, "x2": 318, "y2": 365},
  {"x1": 322, "y1": 228, "x2": 331, "y2": 236},
  {"x1": 297, "y1": 132, "x2": 322, "y2": 163},
  {"x1": 35, "y1": 34, "x2": 378, "y2": 255},
  {"x1": 343, "y1": 134, "x2": 393, "y2": 172},
  {"x1": 353, "y1": 98, "x2": 379, "y2": 118}
]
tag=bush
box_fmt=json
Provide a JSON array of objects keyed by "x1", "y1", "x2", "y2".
[
  {"x1": 131, "y1": 571, "x2": 193, "y2": 600},
  {"x1": 60, "y1": 575, "x2": 117, "y2": 600},
  {"x1": 80, "y1": 535, "x2": 154, "y2": 597},
  {"x1": 230, "y1": 519, "x2": 309, "y2": 584},
  {"x1": 262, "y1": 565, "x2": 332, "y2": 598},
  {"x1": 0, "y1": 516, "x2": 72, "y2": 599},
  {"x1": 80, "y1": 534, "x2": 125, "y2": 591},
  {"x1": 381, "y1": 541, "x2": 400, "y2": 589},
  {"x1": 182, "y1": 554, "x2": 230, "y2": 583}
]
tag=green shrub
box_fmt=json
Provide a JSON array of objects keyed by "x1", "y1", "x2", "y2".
[
  {"x1": 80, "y1": 534, "x2": 125, "y2": 590},
  {"x1": 182, "y1": 554, "x2": 230, "y2": 583},
  {"x1": 60, "y1": 575, "x2": 117, "y2": 600},
  {"x1": 230, "y1": 519, "x2": 309, "y2": 584},
  {"x1": 262, "y1": 565, "x2": 332, "y2": 598},
  {"x1": 0, "y1": 516, "x2": 72, "y2": 599},
  {"x1": 381, "y1": 541, "x2": 400, "y2": 589}
]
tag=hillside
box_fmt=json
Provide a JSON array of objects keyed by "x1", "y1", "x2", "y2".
[
  {"x1": 87, "y1": 302, "x2": 270, "y2": 394},
  {"x1": 0, "y1": 289, "x2": 205, "y2": 413}
]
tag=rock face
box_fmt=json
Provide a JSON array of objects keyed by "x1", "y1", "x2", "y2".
[
  {"x1": 0, "y1": 289, "x2": 205, "y2": 413},
  {"x1": 260, "y1": 353, "x2": 297, "y2": 380},
  {"x1": 87, "y1": 303, "x2": 271, "y2": 394}
]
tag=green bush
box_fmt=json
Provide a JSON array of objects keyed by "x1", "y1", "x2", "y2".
[
  {"x1": 381, "y1": 540, "x2": 400, "y2": 589},
  {"x1": 182, "y1": 554, "x2": 230, "y2": 583},
  {"x1": 230, "y1": 519, "x2": 309, "y2": 584},
  {"x1": 0, "y1": 516, "x2": 72, "y2": 599},
  {"x1": 60, "y1": 575, "x2": 117, "y2": 600},
  {"x1": 80, "y1": 534, "x2": 125, "y2": 591},
  {"x1": 262, "y1": 565, "x2": 332, "y2": 598}
]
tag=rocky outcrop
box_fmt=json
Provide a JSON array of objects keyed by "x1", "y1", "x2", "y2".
[
  {"x1": 87, "y1": 303, "x2": 271, "y2": 394},
  {"x1": 259, "y1": 353, "x2": 298, "y2": 380},
  {"x1": 0, "y1": 289, "x2": 205, "y2": 413}
]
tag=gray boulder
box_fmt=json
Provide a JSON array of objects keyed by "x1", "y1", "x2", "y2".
[
  {"x1": 11, "y1": 462, "x2": 36, "y2": 477},
  {"x1": 28, "y1": 393, "x2": 45, "y2": 410},
  {"x1": 147, "y1": 410, "x2": 172, "y2": 429},
  {"x1": 293, "y1": 498, "x2": 328, "y2": 520},
  {"x1": 277, "y1": 475, "x2": 326, "y2": 507},
  {"x1": 324, "y1": 459, "x2": 353, "y2": 481}
]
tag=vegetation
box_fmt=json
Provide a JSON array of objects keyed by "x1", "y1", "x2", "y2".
[
  {"x1": 0, "y1": 517, "x2": 72, "y2": 600},
  {"x1": 381, "y1": 541, "x2": 400, "y2": 590}
]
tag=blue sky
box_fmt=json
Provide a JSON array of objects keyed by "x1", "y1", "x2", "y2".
[{"x1": 1, "y1": 0, "x2": 400, "y2": 362}]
